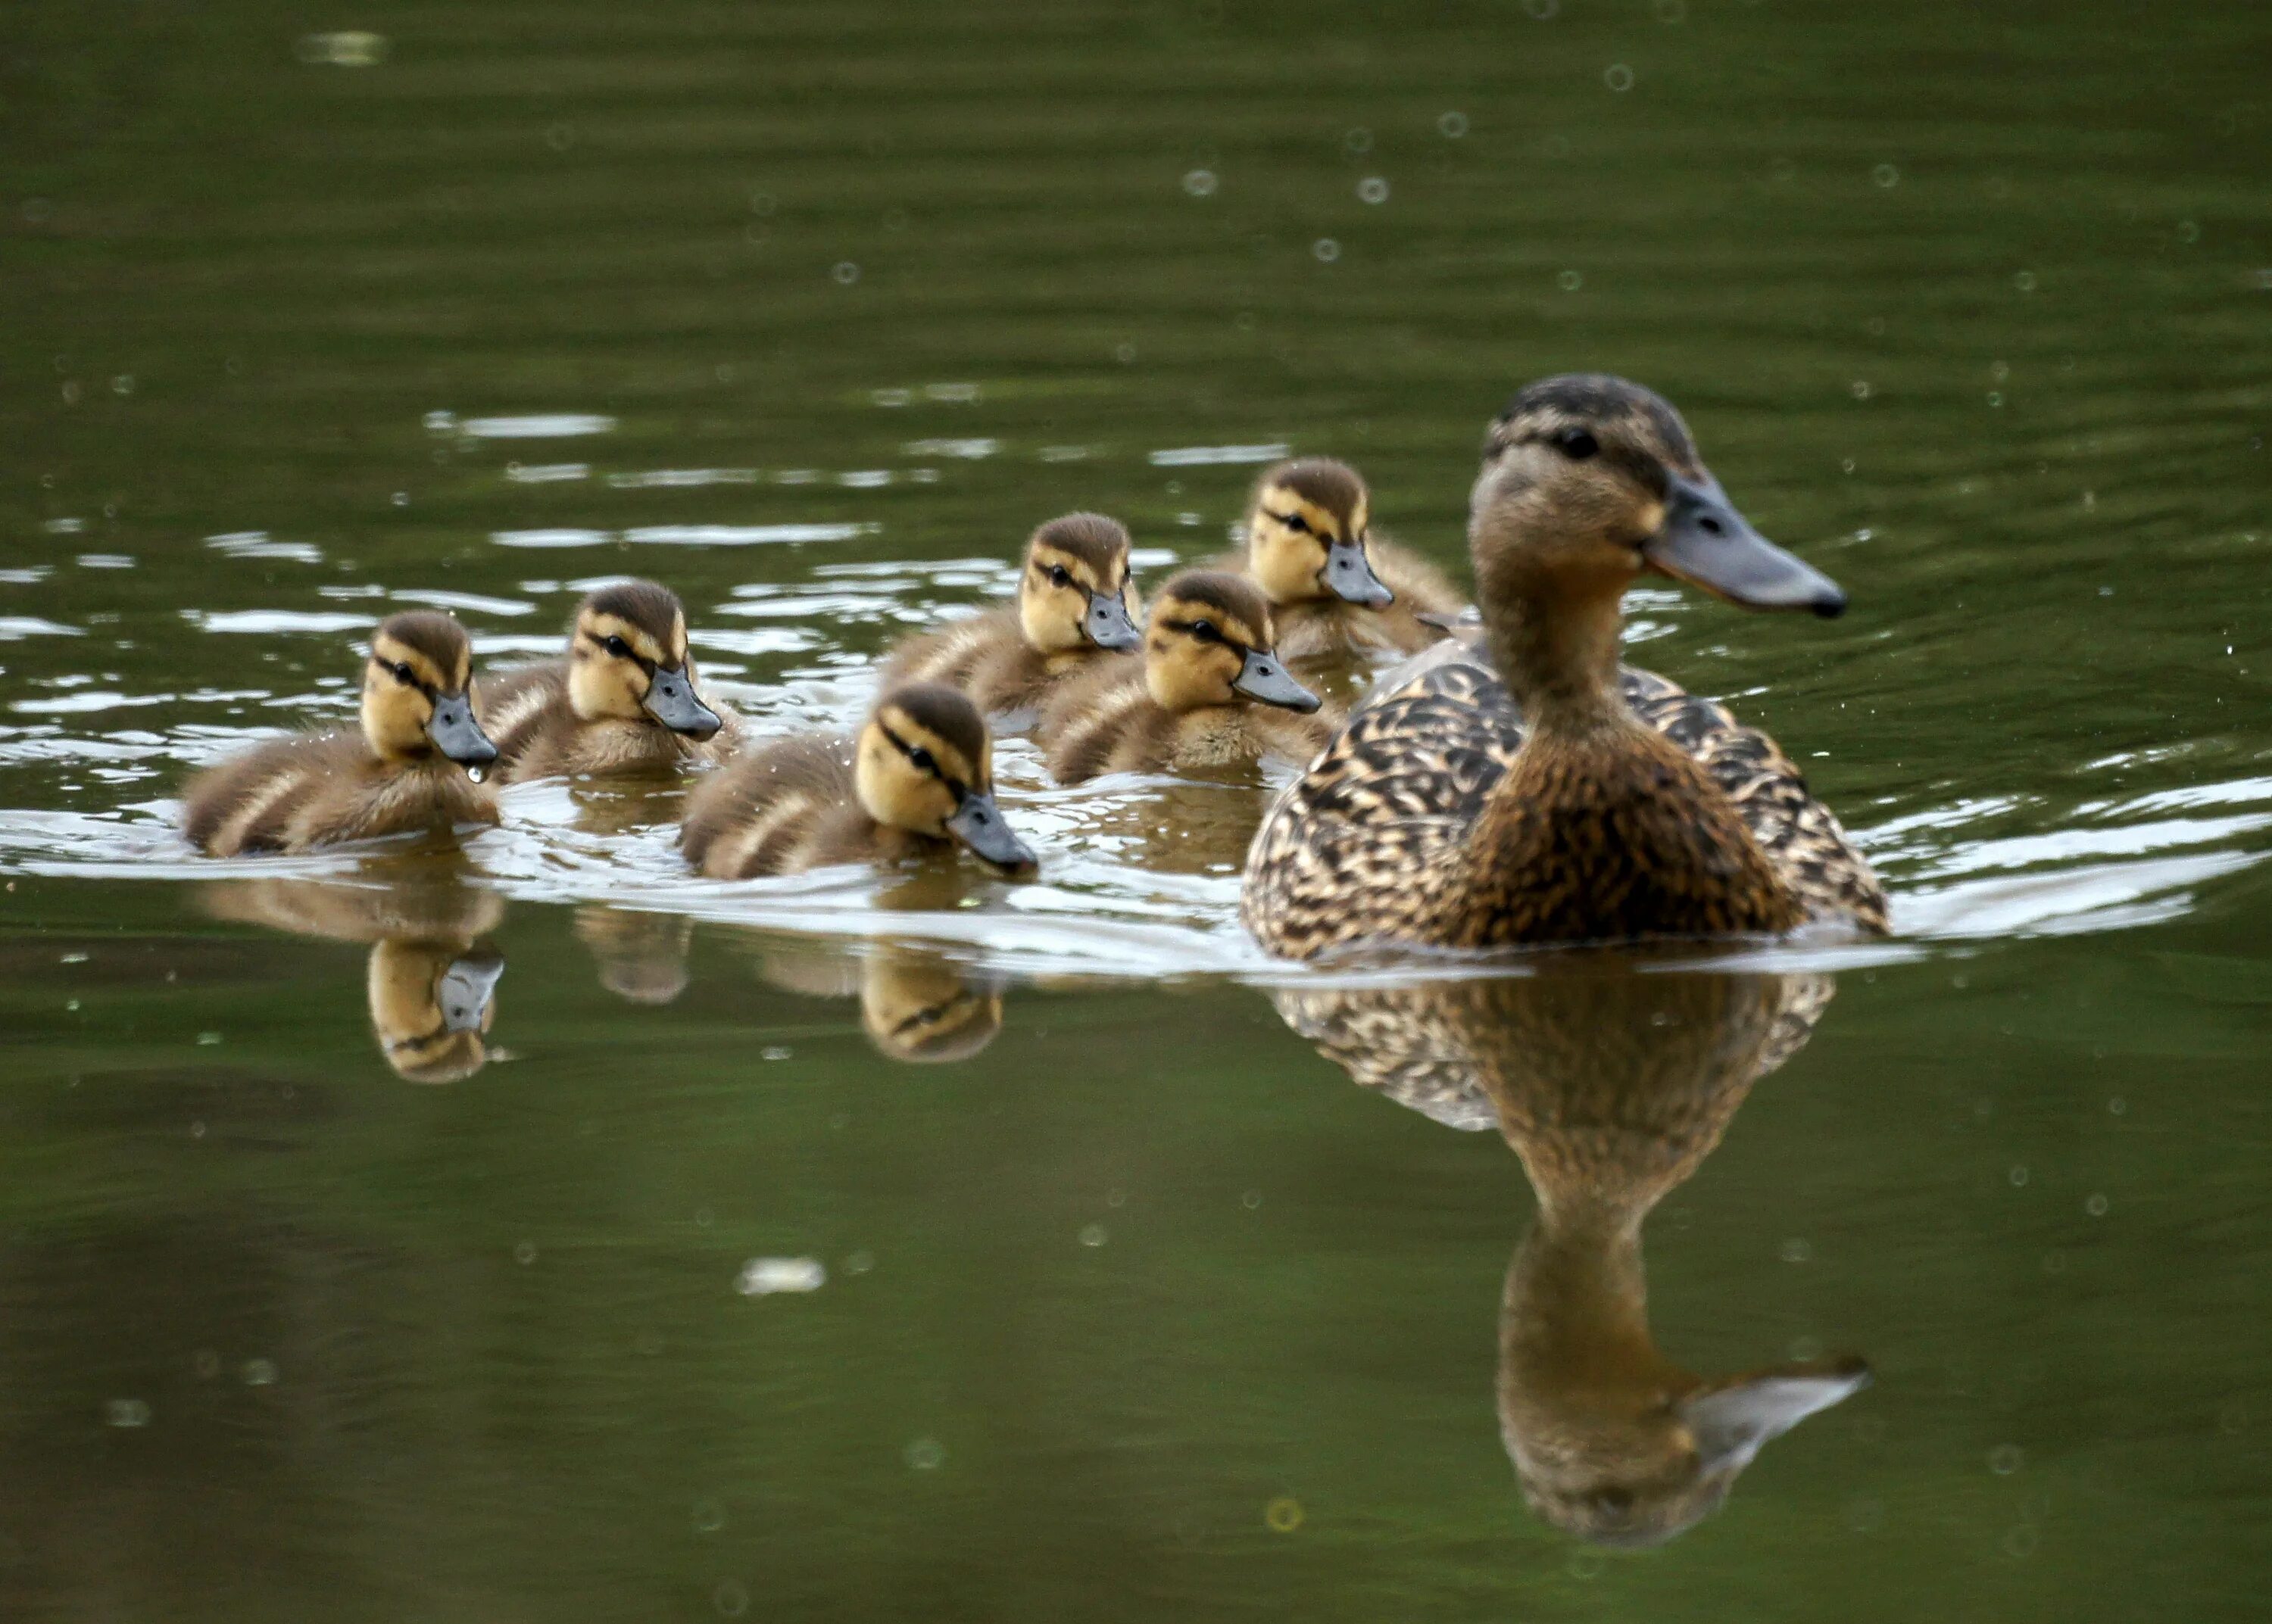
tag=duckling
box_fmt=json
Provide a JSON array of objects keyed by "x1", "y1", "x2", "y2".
[
  {"x1": 180, "y1": 611, "x2": 499, "y2": 856},
  {"x1": 878, "y1": 513, "x2": 1142, "y2": 715},
  {"x1": 1035, "y1": 570, "x2": 1328, "y2": 783},
  {"x1": 680, "y1": 681, "x2": 1038, "y2": 879},
  {"x1": 1210, "y1": 457, "x2": 1466, "y2": 659},
  {"x1": 1242, "y1": 375, "x2": 1889, "y2": 958},
  {"x1": 1276, "y1": 965, "x2": 1868, "y2": 1547},
  {"x1": 482, "y1": 579, "x2": 737, "y2": 782}
]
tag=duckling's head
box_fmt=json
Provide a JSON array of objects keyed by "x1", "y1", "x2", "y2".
[
  {"x1": 360, "y1": 611, "x2": 498, "y2": 771},
  {"x1": 1143, "y1": 571, "x2": 1322, "y2": 715},
  {"x1": 565, "y1": 580, "x2": 722, "y2": 739},
  {"x1": 854, "y1": 683, "x2": 1039, "y2": 877},
  {"x1": 1019, "y1": 513, "x2": 1141, "y2": 654},
  {"x1": 1246, "y1": 457, "x2": 1394, "y2": 608},
  {"x1": 369, "y1": 939, "x2": 504, "y2": 1084},
  {"x1": 1470, "y1": 376, "x2": 1846, "y2": 632},
  {"x1": 860, "y1": 950, "x2": 1006, "y2": 1063}
]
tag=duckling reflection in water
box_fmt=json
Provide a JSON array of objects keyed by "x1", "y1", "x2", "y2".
[
  {"x1": 180, "y1": 611, "x2": 499, "y2": 856},
  {"x1": 681, "y1": 683, "x2": 1038, "y2": 879},
  {"x1": 482, "y1": 578, "x2": 738, "y2": 783},
  {"x1": 1209, "y1": 457, "x2": 1465, "y2": 661},
  {"x1": 1275, "y1": 965, "x2": 1869, "y2": 1546},
  {"x1": 1243, "y1": 375, "x2": 1887, "y2": 957},
  {"x1": 198, "y1": 870, "x2": 506, "y2": 1083},
  {"x1": 1035, "y1": 570, "x2": 1328, "y2": 783},
  {"x1": 879, "y1": 513, "x2": 1143, "y2": 716},
  {"x1": 753, "y1": 941, "x2": 1005, "y2": 1063},
  {"x1": 574, "y1": 905, "x2": 692, "y2": 1005}
]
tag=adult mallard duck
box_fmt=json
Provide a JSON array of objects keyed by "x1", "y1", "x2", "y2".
[
  {"x1": 1241, "y1": 376, "x2": 1887, "y2": 958},
  {"x1": 1035, "y1": 569, "x2": 1328, "y2": 783},
  {"x1": 1209, "y1": 457, "x2": 1466, "y2": 660},
  {"x1": 482, "y1": 579, "x2": 737, "y2": 782},
  {"x1": 180, "y1": 611, "x2": 500, "y2": 856},
  {"x1": 878, "y1": 513, "x2": 1142, "y2": 715},
  {"x1": 680, "y1": 681, "x2": 1038, "y2": 879}
]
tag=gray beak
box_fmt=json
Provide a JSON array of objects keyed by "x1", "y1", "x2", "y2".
[
  {"x1": 1085, "y1": 589, "x2": 1141, "y2": 651},
  {"x1": 1231, "y1": 647, "x2": 1322, "y2": 712},
  {"x1": 1323, "y1": 538, "x2": 1395, "y2": 607},
  {"x1": 1681, "y1": 1358, "x2": 1871, "y2": 1475},
  {"x1": 435, "y1": 946, "x2": 505, "y2": 1033},
  {"x1": 1643, "y1": 475, "x2": 1848, "y2": 619},
  {"x1": 643, "y1": 665, "x2": 722, "y2": 738},
  {"x1": 944, "y1": 791, "x2": 1039, "y2": 877},
  {"x1": 425, "y1": 691, "x2": 499, "y2": 769}
]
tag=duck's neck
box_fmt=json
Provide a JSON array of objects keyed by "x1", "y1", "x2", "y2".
[{"x1": 1480, "y1": 579, "x2": 1628, "y2": 734}]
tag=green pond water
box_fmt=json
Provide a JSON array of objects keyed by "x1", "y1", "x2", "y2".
[{"x1": 5, "y1": 1, "x2": 2270, "y2": 1617}]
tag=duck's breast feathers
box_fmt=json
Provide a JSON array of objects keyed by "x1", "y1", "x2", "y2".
[
  {"x1": 680, "y1": 730, "x2": 857, "y2": 877},
  {"x1": 478, "y1": 662, "x2": 569, "y2": 767},
  {"x1": 182, "y1": 728, "x2": 493, "y2": 856}
]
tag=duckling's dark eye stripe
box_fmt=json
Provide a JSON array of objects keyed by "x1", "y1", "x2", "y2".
[
  {"x1": 1160, "y1": 618, "x2": 1255, "y2": 656},
  {"x1": 876, "y1": 722, "x2": 970, "y2": 800},
  {"x1": 1264, "y1": 508, "x2": 1315, "y2": 535}
]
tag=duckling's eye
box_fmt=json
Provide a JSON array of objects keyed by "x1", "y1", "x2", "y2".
[
  {"x1": 907, "y1": 746, "x2": 936, "y2": 774},
  {"x1": 1277, "y1": 510, "x2": 1310, "y2": 535},
  {"x1": 389, "y1": 661, "x2": 417, "y2": 685},
  {"x1": 1553, "y1": 427, "x2": 1601, "y2": 460},
  {"x1": 1189, "y1": 620, "x2": 1222, "y2": 644},
  {"x1": 601, "y1": 634, "x2": 634, "y2": 659},
  {"x1": 1045, "y1": 564, "x2": 1072, "y2": 588}
]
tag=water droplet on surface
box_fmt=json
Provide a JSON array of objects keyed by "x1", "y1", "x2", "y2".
[
  {"x1": 1078, "y1": 1223, "x2": 1107, "y2": 1248},
  {"x1": 1242, "y1": 1189, "x2": 1262, "y2": 1210},
  {"x1": 1556, "y1": 269, "x2": 1584, "y2": 291},
  {"x1": 1986, "y1": 391, "x2": 2003, "y2": 407},
  {"x1": 110, "y1": 375, "x2": 134, "y2": 395},
  {"x1": 1106, "y1": 1188, "x2": 1127, "y2": 1208},
  {"x1": 738, "y1": 1256, "x2": 825, "y2": 1295},
  {"x1": 2012, "y1": 270, "x2": 2037, "y2": 292},
  {"x1": 2176, "y1": 219, "x2": 2200, "y2": 244},
  {"x1": 2107, "y1": 1095, "x2": 2127, "y2": 1114},
  {"x1": 2008, "y1": 1164, "x2": 2029, "y2": 1187},
  {"x1": 760, "y1": 1046, "x2": 792, "y2": 1061},
  {"x1": 1312, "y1": 238, "x2": 1340, "y2": 263},
  {"x1": 692, "y1": 1498, "x2": 726, "y2": 1533},
  {"x1": 904, "y1": 1436, "x2": 945, "y2": 1470},
  {"x1": 1356, "y1": 176, "x2": 1390, "y2": 204},
  {"x1": 1603, "y1": 63, "x2": 1634, "y2": 92},
  {"x1": 1989, "y1": 1443, "x2": 2025, "y2": 1475},
  {"x1": 1265, "y1": 1496, "x2": 1304, "y2": 1532},
  {"x1": 1872, "y1": 163, "x2": 1901, "y2": 188},
  {"x1": 1114, "y1": 341, "x2": 1138, "y2": 364},
  {"x1": 514, "y1": 1241, "x2": 537, "y2": 1265},
  {"x1": 105, "y1": 1399, "x2": 151, "y2": 1428},
  {"x1": 1780, "y1": 1238, "x2": 1812, "y2": 1263},
  {"x1": 1851, "y1": 380, "x2": 1873, "y2": 400},
  {"x1": 1343, "y1": 127, "x2": 1373, "y2": 154},
  {"x1": 465, "y1": 765, "x2": 486, "y2": 784},
  {"x1": 844, "y1": 1249, "x2": 875, "y2": 1274},
  {"x1": 1437, "y1": 111, "x2": 1468, "y2": 138},
  {"x1": 2085, "y1": 1192, "x2": 2108, "y2": 1217},
  {"x1": 831, "y1": 261, "x2": 860, "y2": 285},
  {"x1": 1181, "y1": 168, "x2": 1218, "y2": 198},
  {"x1": 242, "y1": 1358, "x2": 278, "y2": 1386}
]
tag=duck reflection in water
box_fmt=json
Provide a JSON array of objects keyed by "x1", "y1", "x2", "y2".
[
  {"x1": 1276, "y1": 963, "x2": 1869, "y2": 1546},
  {"x1": 198, "y1": 865, "x2": 506, "y2": 1083},
  {"x1": 755, "y1": 940, "x2": 1006, "y2": 1063},
  {"x1": 574, "y1": 904, "x2": 693, "y2": 1005}
]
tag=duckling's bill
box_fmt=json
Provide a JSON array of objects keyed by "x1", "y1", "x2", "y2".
[
  {"x1": 1232, "y1": 649, "x2": 1322, "y2": 712},
  {"x1": 1085, "y1": 590, "x2": 1141, "y2": 650},
  {"x1": 944, "y1": 790, "x2": 1038, "y2": 876},
  {"x1": 426, "y1": 691, "x2": 498, "y2": 770},
  {"x1": 1324, "y1": 538, "x2": 1395, "y2": 606},
  {"x1": 434, "y1": 946, "x2": 506, "y2": 1033},
  {"x1": 644, "y1": 665, "x2": 723, "y2": 737},
  {"x1": 1644, "y1": 475, "x2": 1847, "y2": 619}
]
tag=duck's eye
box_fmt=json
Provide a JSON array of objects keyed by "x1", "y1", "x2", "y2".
[
  {"x1": 907, "y1": 746, "x2": 936, "y2": 774},
  {"x1": 1190, "y1": 620, "x2": 1222, "y2": 644},
  {"x1": 1046, "y1": 564, "x2": 1072, "y2": 588},
  {"x1": 1554, "y1": 427, "x2": 1601, "y2": 460},
  {"x1": 1280, "y1": 511, "x2": 1310, "y2": 535},
  {"x1": 601, "y1": 634, "x2": 634, "y2": 659},
  {"x1": 389, "y1": 661, "x2": 417, "y2": 684}
]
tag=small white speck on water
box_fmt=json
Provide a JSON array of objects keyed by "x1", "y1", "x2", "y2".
[
  {"x1": 189, "y1": 1121, "x2": 206, "y2": 1139},
  {"x1": 1343, "y1": 126, "x2": 1373, "y2": 154},
  {"x1": 514, "y1": 1241, "x2": 537, "y2": 1265},
  {"x1": 1873, "y1": 163, "x2": 1901, "y2": 188},
  {"x1": 1114, "y1": 341, "x2": 1138, "y2": 364},
  {"x1": 2085, "y1": 1192, "x2": 2109, "y2": 1217},
  {"x1": 391, "y1": 491, "x2": 409, "y2": 507},
  {"x1": 111, "y1": 374, "x2": 135, "y2": 395},
  {"x1": 1780, "y1": 1239, "x2": 1812, "y2": 1264},
  {"x1": 760, "y1": 1046, "x2": 792, "y2": 1061},
  {"x1": 904, "y1": 1436, "x2": 945, "y2": 1470},
  {"x1": 1557, "y1": 269, "x2": 1584, "y2": 291},
  {"x1": 832, "y1": 261, "x2": 860, "y2": 285},
  {"x1": 1312, "y1": 238, "x2": 1340, "y2": 263},
  {"x1": 2013, "y1": 270, "x2": 2038, "y2": 291},
  {"x1": 1437, "y1": 111, "x2": 1468, "y2": 138},
  {"x1": 2008, "y1": 1164, "x2": 2029, "y2": 1187},
  {"x1": 2108, "y1": 1096, "x2": 2127, "y2": 1115},
  {"x1": 1851, "y1": 379, "x2": 1873, "y2": 400},
  {"x1": 844, "y1": 1249, "x2": 875, "y2": 1275},
  {"x1": 1242, "y1": 1189, "x2": 1263, "y2": 1209},
  {"x1": 1989, "y1": 1443, "x2": 2025, "y2": 1475},
  {"x1": 1603, "y1": 63, "x2": 1634, "y2": 92},
  {"x1": 693, "y1": 1498, "x2": 726, "y2": 1532},
  {"x1": 1181, "y1": 169, "x2": 1218, "y2": 198},
  {"x1": 2177, "y1": 219, "x2": 2200, "y2": 244},
  {"x1": 738, "y1": 1256, "x2": 825, "y2": 1295},
  {"x1": 242, "y1": 1359, "x2": 278, "y2": 1386},
  {"x1": 105, "y1": 1399, "x2": 151, "y2": 1428},
  {"x1": 64, "y1": 999, "x2": 80, "y2": 1013},
  {"x1": 1357, "y1": 176, "x2": 1390, "y2": 204},
  {"x1": 1106, "y1": 1189, "x2": 1128, "y2": 1208},
  {"x1": 196, "y1": 1031, "x2": 222, "y2": 1046},
  {"x1": 1079, "y1": 1223, "x2": 1108, "y2": 1248}
]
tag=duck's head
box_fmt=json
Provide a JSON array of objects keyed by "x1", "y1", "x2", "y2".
[
  {"x1": 854, "y1": 683, "x2": 1039, "y2": 877},
  {"x1": 564, "y1": 580, "x2": 722, "y2": 739},
  {"x1": 1019, "y1": 513, "x2": 1141, "y2": 654},
  {"x1": 1143, "y1": 571, "x2": 1322, "y2": 715},
  {"x1": 369, "y1": 938, "x2": 504, "y2": 1084},
  {"x1": 1246, "y1": 457, "x2": 1394, "y2": 609},
  {"x1": 1470, "y1": 375, "x2": 1846, "y2": 628},
  {"x1": 360, "y1": 611, "x2": 498, "y2": 771},
  {"x1": 860, "y1": 950, "x2": 1006, "y2": 1063}
]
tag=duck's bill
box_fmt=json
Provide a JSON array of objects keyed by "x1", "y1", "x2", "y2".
[
  {"x1": 435, "y1": 946, "x2": 506, "y2": 1033},
  {"x1": 1232, "y1": 648, "x2": 1323, "y2": 712},
  {"x1": 1644, "y1": 475, "x2": 1847, "y2": 619},
  {"x1": 1680, "y1": 1357, "x2": 1871, "y2": 1475},
  {"x1": 644, "y1": 665, "x2": 723, "y2": 738},
  {"x1": 1085, "y1": 590, "x2": 1141, "y2": 651},
  {"x1": 945, "y1": 792, "x2": 1039, "y2": 877},
  {"x1": 426, "y1": 692, "x2": 500, "y2": 768},
  {"x1": 1323, "y1": 538, "x2": 1396, "y2": 607}
]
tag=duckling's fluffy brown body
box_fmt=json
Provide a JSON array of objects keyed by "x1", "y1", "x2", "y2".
[
  {"x1": 480, "y1": 663, "x2": 741, "y2": 782},
  {"x1": 878, "y1": 606, "x2": 1100, "y2": 715},
  {"x1": 1035, "y1": 656, "x2": 1334, "y2": 782},
  {"x1": 1208, "y1": 536, "x2": 1465, "y2": 660},
  {"x1": 679, "y1": 734, "x2": 940, "y2": 878},
  {"x1": 182, "y1": 731, "x2": 496, "y2": 856},
  {"x1": 1242, "y1": 644, "x2": 1886, "y2": 957}
]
